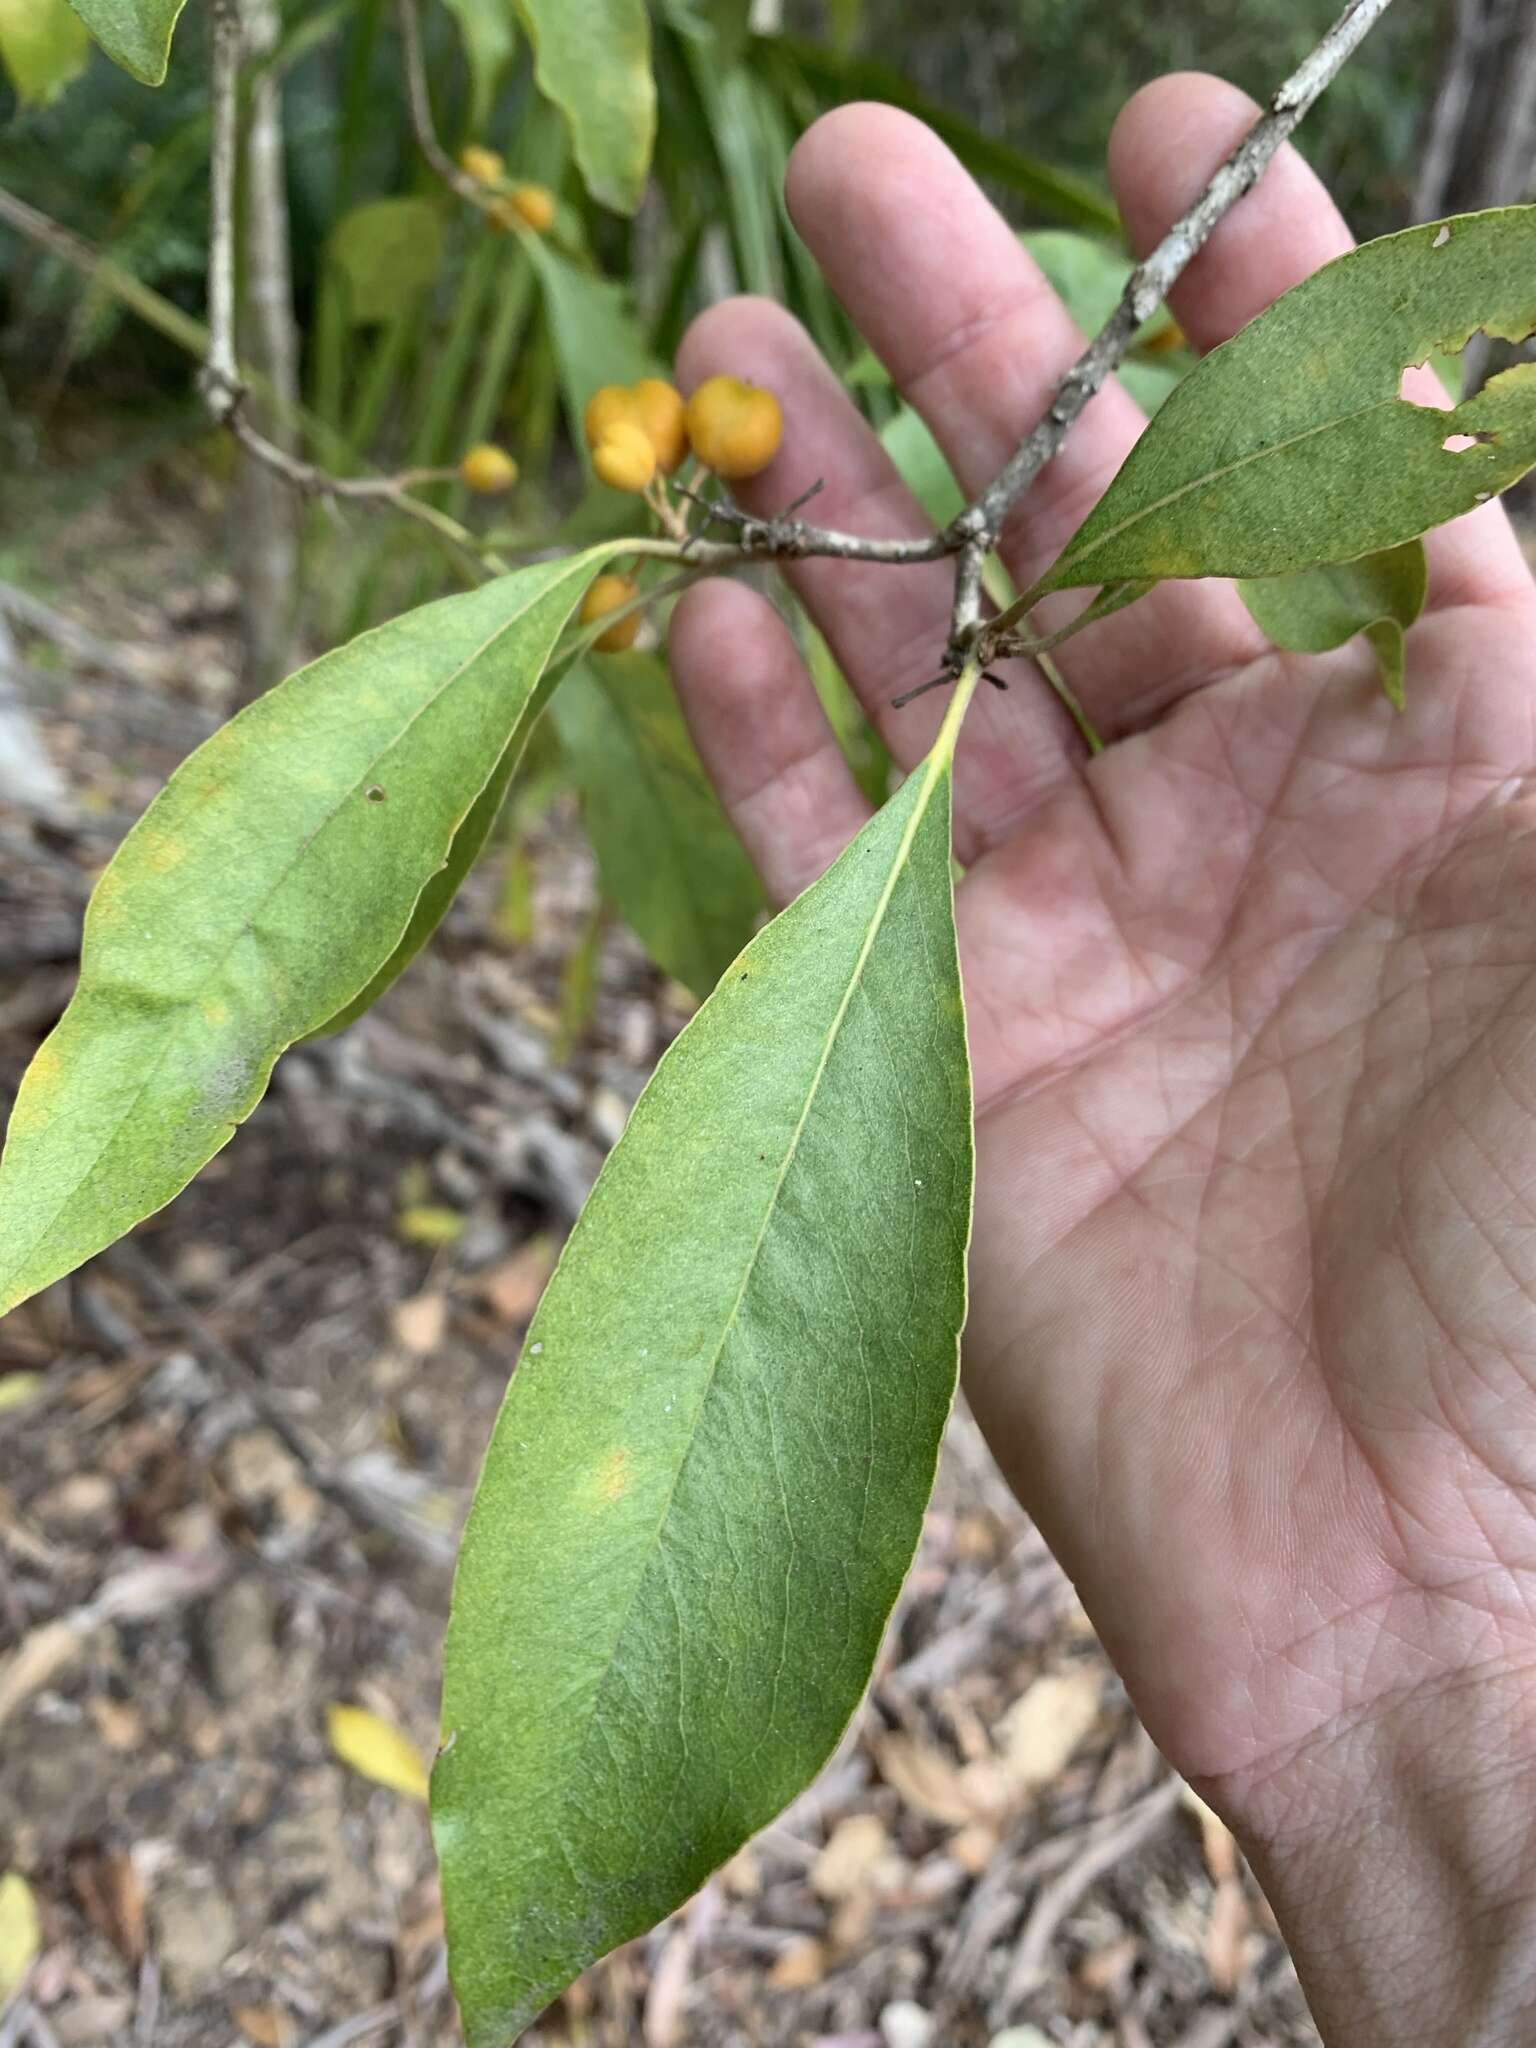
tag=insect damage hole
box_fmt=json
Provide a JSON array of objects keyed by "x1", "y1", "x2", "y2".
[{"x1": 1442, "y1": 431, "x2": 1495, "y2": 453}]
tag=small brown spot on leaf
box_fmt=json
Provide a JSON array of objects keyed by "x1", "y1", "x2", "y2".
[
  {"x1": 366, "y1": 785, "x2": 387, "y2": 803},
  {"x1": 594, "y1": 1447, "x2": 632, "y2": 1505}
]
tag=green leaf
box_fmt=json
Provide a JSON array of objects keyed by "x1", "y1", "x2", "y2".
[
  {"x1": 769, "y1": 36, "x2": 1119, "y2": 235},
  {"x1": 1239, "y1": 540, "x2": 1427, "y2": 712},
  {"x1": 515, "y1": 0, "x2": 655, "y2": 215},
  {"x1": 881, "y1": 406, "x2": 964, "y2": 529},
  {"x1": 0, "y1": 0, "x2": 89, "y2": 105},
  {"x1": 434, "y1": 696, "x2": 974, "y2": 2046},
  {"x1": 1027, "y1": 209, "x2": 1536, "y2": 602},
  {"x1": 327, "y1": 198, "x2": 445, "y2": 327},
  {"x1": 0, "y1": 554, "x2": 615, "y2": 1317},
  {"x1": 552, "y1": 654, "x2": 762, "y2": 1000},
  {"x1": 64, "y1": 0, "x2": 184, "y2": 84},
  {"x1": 525, "y1": 236, "x2": 659, "y2": 472},
  {"x1": 439, "y1": 0, "x2": 516, "y2": 136}
]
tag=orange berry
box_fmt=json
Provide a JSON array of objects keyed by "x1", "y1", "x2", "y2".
[
  {"x1": 459, "y1": 144, "x2": 504, "y2": 185},
  {"x1": 458, "y1": 443, "x2": 519, "y2": 494},
  {"x1": 581, "y1": 574, "x2": 641, "y2": 653},
  {"x1": 632, "y1": 378, "x2": 688, "y2": 474},
  {"x1": 584, "y1": 383, "x2": 642, "y2": 450},
  {"x1": 684, "y1": 375, "x2": 782, "y2": 479},
  {"x1": 592, "y1": 420, "x2": 656, "y2": 494},
  {"x1": 509, "y1": 182, "x2": 556, "y2": 233}
]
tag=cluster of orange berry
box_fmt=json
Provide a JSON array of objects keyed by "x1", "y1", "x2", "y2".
[
  {"x1": 458, "y1": 145, "x2": 556, "y2": 235},
  {"x1": 584, "y1": 375, "x2": 782, "y2": 494}
]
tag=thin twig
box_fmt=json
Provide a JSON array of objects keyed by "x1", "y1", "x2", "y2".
[
  {"x1": 201, "y1": 0, "x2": 499, "y2": 574},
  {"x1": 396, "y1": 0, "x2": 497, "y2": 210},
  {"x1": 997, "y1": 1776, "x2": 1184, "y2": 2015}
]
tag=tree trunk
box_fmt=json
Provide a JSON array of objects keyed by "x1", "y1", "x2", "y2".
[
  {"x1": 1415, "y1": 0, "x2": 1536, "y2": 220},
  {"x1": 230, "y1": 0, "x2": 301, "y2": 707},
  {"x1": 1415, "y1": 0, "x2": 1536, "y2": 405}
]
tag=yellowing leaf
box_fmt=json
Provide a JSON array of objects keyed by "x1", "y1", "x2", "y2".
[
  {"x1": 327, "y1": 1703, "x2": 431, "y2": 1802},
  {"x1": 0, "y1": 0, "x2": 88, "y2": 105},
  {"x1": 0, "y1": 1871, "x2": 41, "y2": 2002},
  {"x1": 0, "y1": 553, "x2": 613, "y2": 1319}
]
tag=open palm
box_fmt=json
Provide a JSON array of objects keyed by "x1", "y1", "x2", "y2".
[{"x1": 669, "y1": 76, "x2": 1536, "y2": 2036}]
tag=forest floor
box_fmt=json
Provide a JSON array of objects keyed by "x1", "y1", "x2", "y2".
[{"x1": 3, "y1": 424, "x2": 1484, "y2": 2048}]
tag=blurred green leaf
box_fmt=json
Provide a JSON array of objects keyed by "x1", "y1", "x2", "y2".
[
  {"x1": 880, "y1": 406, "x2": 964, "y2": 528},
  {"x1": 0, "y1": 553, "x2": 616, "y2": 1315},
  {"x1": 525, "y1": 237, "x2": 658, "y2": 471},
  {"x1": 553, "y1": 655, "x2": 762, "y2": 999},
  {"x1": 434, "y1": 707, "x2": 972, "y2": 2045},
  {"x1": 1240, "y1": 540, "x2": 1427, "y2": 710},
  {"x1": 327, "y1": 197, "x2": 445, "y2": 327},
  {"x1": 65, "y1": 0, "x2": 184, "y2": 84},
  {"x1": 770, "y1": 36, "x2": 1120, "y2": 234},
  {"x1": 1029, "y1": 210, "x2": 1536, "y2": 600},
  {"x1": 516, "y1": 0, "x2": 655, "y2": 215},
  {"x1": 0, "y1": 0, "x2": 89, "y2": 106},
  {"x1": 439, "y1": 0, "x2": 517, "y2": 137}
]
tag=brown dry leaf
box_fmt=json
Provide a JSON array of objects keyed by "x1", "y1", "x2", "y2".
[
  {"x1": 873, "y1": 1732, "x2": 977, "y2": 1827},
  {"x1": 768, "y1": 1937, "x2": 828, "y2": 1990},
  {"x1": 68, "y1": 1845, "x2": 145, "y2": 1964},
  {"x1": 719, "y1": 1845, "x2": 761, "y2": 1898},
  {"x1": 996, "y1": 1667, "x2": 1102, "y2": 1794},
  {"x1": 1206, "y1": 1878, "x2": 1252, "y2": 1995},
  {"x1": 1078, "y1": 1934, "x2": 1138, "y2": 1995},
  {"x1": 89, "y1": 1696, "x2": 145, "y2": 1751},
  {"x1": 326, "y1": 1703, "x2": 431, "y2": 1802},
  {"x1": 1182, "y1": 1784, "x2": 1239, "y2": 1884},
  {"x1": 949, "y1": 1820, "x2": 1001, "y2": 1875},
  {"x1": 642, "y1": 1923, "x2": 693, "y2": 2048},
  {"x1": 0, "y1": 1871, "x2": 40, "y2": 2002},
  {"x1": 813, "y1": 1814, "x2": 890, "y2": 1902},
  {"x1": 477, "y1": 1238, "x2": 555, "y2": 1324},
  {"x1": 829, "y1": 1892, "x2": 876, "y2": 1954},
  {"x1": 0, "y1": 1618, "x2": 81, "y2": 1730},
  {"x1": 391, "y1": 1292, "x2": 448, "y2": 1356},
  {"x1": 232, "y1": 2005, "x2": 290, "y2": 2048}
]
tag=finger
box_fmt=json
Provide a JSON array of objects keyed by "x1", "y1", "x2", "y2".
[
  {"x1": 1109, "y1": 72, "x2": 1533, "y2": 612},
  {"x1": 667, "y1": 578, "x2": 871, "y2": 908},
  {"x1": 784, "y1": 101, "x2": 1264, "y2": 722},
  {"x1": 676, "y1": 297, "x2": 1084, "y2": 861}
]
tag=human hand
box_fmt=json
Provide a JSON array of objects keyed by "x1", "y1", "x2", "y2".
[{"x1": 668, "y1": 77, "x2": 1536, "y2": 2045}]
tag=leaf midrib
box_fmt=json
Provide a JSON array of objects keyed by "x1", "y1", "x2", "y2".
[
  {"x1": 2, "y1": 562, "x2": 589, "y2": 1294},
  {"x1": 518, "y1": 739, "x2": 953, "y2": 1915},
  {"x1": 1055, "y1": 392, "x2": 1417, "y2": 582}
]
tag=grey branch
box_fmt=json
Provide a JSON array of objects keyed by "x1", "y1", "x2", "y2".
[{"x1": 957, "y1": 0, "x2": 1399, "y2": 581}]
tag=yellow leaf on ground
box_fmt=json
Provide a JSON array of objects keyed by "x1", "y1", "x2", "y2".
[
  {"x1": 397, "y1": 1205, "x2": 464, "y2": 1249},
  {"x1": 0, "y1": 1870, "x2": 41, "y2": 2001},
  {"x1": 327, "y1": 1703, "x2": 431, "y2": 1802},
  {"x1": 0, "y1": 1374, "x2": 43, "y2": 1414}
]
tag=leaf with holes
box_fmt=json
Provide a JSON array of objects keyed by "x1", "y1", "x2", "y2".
[
  {"x1": 1021, "y1": 209, "x2": 1536, "y2": 605},
  {"x1": 0, "y1": 553, "x2": 616, "y2": 1316},
  {"x1": 552, "y1": 655, "x2": 762, "y2": 999},
  {"x1": 1240, "y1": 540, "x2": 1428, "y2": 710},
  {"x1": 516, "y1": 0, "x2": 655, "y2": 214},
  {"x1": 65, "y1": 0, "x2": 184, "y2": 83},
  {"x1": 434, "y1": 691, "x2": 975, "y2": 2046}
]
